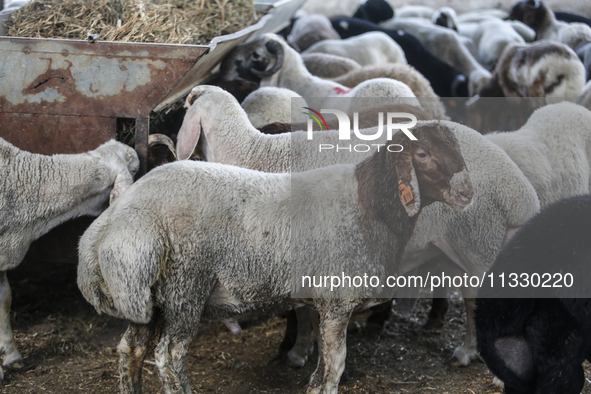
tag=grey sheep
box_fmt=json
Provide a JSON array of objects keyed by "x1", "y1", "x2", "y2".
[
  {"x1": 301, "y1": 53, "x2": 361, "y2": 79},
  {"x1": 174, "y1": 86, "x2": 539, "y2": 367},
  {"x1": 0, "y1": 138, "x2": 139, "y2": 379},
  {"x1": 77, "y1": 124, "x2": 472, "y2": 394},
  {"x1": 486, "y1": 101, "x2": 591, "y2": 207}
]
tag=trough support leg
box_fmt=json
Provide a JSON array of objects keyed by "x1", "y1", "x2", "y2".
[{"x1": 135, "y1": 118, "x2": 149, "y2": 179}]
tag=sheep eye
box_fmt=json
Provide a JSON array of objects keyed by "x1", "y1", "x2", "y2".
[{"x1": 417, "y1": 152, "x2": 428, "y2": 160}]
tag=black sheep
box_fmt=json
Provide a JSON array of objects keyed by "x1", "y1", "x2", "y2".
[
  {"x1": 330, "y1": 17, "x2": 469, "y2": 97},
  {"x1": 476, "y1": 194, "x2": 591, "y2": 394}
]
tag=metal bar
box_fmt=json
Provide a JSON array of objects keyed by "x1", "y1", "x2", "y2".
[{"x1": 135, "y1": 118, "x2": 149, "y2": 178}]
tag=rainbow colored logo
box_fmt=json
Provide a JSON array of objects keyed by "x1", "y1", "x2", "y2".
[{"x1": 302, "y1": 107, "x2": 328, "y2": 131}]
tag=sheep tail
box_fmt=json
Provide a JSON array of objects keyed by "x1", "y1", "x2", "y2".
[
  {"x1": 77, "y1": 209, "x2": 165, "y2": 324},
  {"x1": 476, "y1": 297, "x2": 536, "y2": 392}
]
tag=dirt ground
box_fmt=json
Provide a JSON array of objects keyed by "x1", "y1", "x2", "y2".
[{"x1": 3, "y1": 258, "x2": 591, "y2": 394}]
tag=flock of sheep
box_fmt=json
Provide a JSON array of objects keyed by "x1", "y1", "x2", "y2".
[{"x1": 3, "y1": 0, "x2": 591, "y2": 393}]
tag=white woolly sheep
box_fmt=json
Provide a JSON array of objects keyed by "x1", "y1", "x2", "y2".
[
  {"x1": 283, "y1": 120, "x2": 541, "y2": 368},
  {"x1": 175, "y1": 86, "x2": 540, "y2": 367},
  {"x1": 457, "y1": 19, "x2": 532, "y2": 71},
  {"x1": 432, "y1": 102, "x2": 591, "y2": 367},
  {"x1": 509, "y1": 0, "x2": 591, "y2": 50},
  {"x1": 286, "y1": 14, "x2": 341, "y2": 52},
  {"x1": 0, "y1": 138, "x2": 139, "y2": 379},
  {"x1": 240, "y1": 87, "x2": 309, "y2": 129},
  {"x1": 381, "y1": 16, "x2": 492, "y2": 96},
  {"x1": 298, "y1": 54, "x2": 446, "y2": 120},
  {"x1": 395, "y1": 5, "x2": 435, "y2": 19},
  {"x1": 330, "y1": 63, "x2": 449, "y2": 120},
  {"x1": 485, "y1": 101, "x2": 591, "y2": 207},
  {"x1": 509, "y1": 0, "x2": 591, "y2": 79},
  {"x1": 477, "y1": 40, "x2": 586, "y2": 103},
  {"x1": 77, "y1": 122, "x2": 472, "y2": 394},
  {"x1": 301, "y1": 52, "x2": 361, "y2": 79},
  {"x1": 456, "y1": 9, "x2": 510, "y2": 23},
  {"x1": 575, "y1": 79, "x2": 591, "y2": 110},
  {"x1": 175, "y1": 86, "x2": 423, "y2": 171},
  {"x1": 302, "y1": 31, "x2": 408, "y2": 67},
  {"x1": 432, "y1": 7, "x2": 459, "y2": 31},
  {"x1": 219, "y1": 33, "x2": 420, "y2": 114}
]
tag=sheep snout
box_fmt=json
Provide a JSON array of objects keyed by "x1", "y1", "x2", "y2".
[{"x1": 443, "y1": 169, "x2": 474, "y2": 211}]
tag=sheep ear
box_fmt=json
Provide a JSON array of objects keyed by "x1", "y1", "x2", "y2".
[
  {"x1": 109, "y1": 170, "x2": 133, "y2": 205},
  {"x1": 390, "y1": 137, "x2": 421, "y2": 217},
  {"x1": 176, "y1": 103, "x2": 201, "y2": 161}
]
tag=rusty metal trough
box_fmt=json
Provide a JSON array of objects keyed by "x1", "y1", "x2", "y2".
[
  {"x1": 0, "y1": 0, "x2": 303, "y2": 175},
  {"x1": 0, "y1": 0, "x2": 303, "y2": 263}
]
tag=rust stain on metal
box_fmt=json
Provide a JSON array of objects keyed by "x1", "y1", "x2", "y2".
[
  {"x1": 0, "y1": 37, "x2": 208, "y2": 119},
  {"x1": 22, "y1": 57, "x2": 73, "y2": 95}
]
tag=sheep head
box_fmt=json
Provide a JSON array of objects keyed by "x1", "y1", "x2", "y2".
[
  {"x1": 176, "y1": 85, "x2": 248, "y2": 161},
  {"x1": 148, "y1": 134, "x2": 177, "y2": 171},
  {"x1": 218, "y1": 34, "x2": 285, "y2": 84},
  {"x1": 400, "y1": 123, "x2": 472, "y2": 214},
  {"x1": 90, "y1": 140, "x2": 139, "y2": 205},
  {"x1": 357, "y1": 122, "x2": 472, "y2": 219},
  {"x1": 432, "y1": 7, "x2": 458, "y2": 32},
  {"x1": 508, "y1": 0, "x2": 548, "y2": 32},
  {"x1": 287, "y1": 15, "x2": 341, "y2": 52}
]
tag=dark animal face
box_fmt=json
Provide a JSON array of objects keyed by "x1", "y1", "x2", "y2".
[
  {"x1": 218, "y1": 37, "x2": 285, "y2": 84},
  {"x1": 508, "y1": 0, "x2": 547, "y2": 32},
  {"x1": 397, "y1": 123, "x2": 473, "y2": 211},
  {"x1": 147, "y1": 134, "x2": 177, "y2": 171},
  {"x1": 356, "y1": 122, "x2": 472, "y2": 220}
]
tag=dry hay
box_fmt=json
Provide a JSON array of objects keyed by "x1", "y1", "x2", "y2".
[{"x1": 5, "y1": 0, "x2": 258, "y2": 45}]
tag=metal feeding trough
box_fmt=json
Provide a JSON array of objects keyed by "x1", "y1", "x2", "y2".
[
  {"x1": 0, "y1": 0, "x2": 303, "y2": 176},
  {"x1": 0, "y1": 0, "x2": 303, "y2": 263}
]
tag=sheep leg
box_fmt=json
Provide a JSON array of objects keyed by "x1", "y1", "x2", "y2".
[
  {"x1": 0, "y1": 271, "x2": 23, "y2": 369},
  {"x1": 119, "y1": 319, "x2": 159, "y2": 394},
  {"x1": 276, "y1": 310, "x2": 298, "y2": 361},
  {"x1": 154, "y1": 327, "x2": 194, "y2": 394},
  {"x1": 449, "y1": 297, "x2": 480, "y2": 366},
  {"x1": 424, "y1": 293, "x2": 449, "y2": 329},
  {"x1": 307, "y1": 308, "x2": 351, "y2": 394},
  {"x1": 287, "y1": 307, "x2": 315, "y2": 368}
]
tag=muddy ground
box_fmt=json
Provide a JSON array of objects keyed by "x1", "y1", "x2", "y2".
[{"x1": 3, "y1": 258, "x2": 591, "y2": 394}]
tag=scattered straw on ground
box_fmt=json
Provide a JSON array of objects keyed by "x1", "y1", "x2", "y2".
[{"x1": 5, "y1": 0, "x2": 258, "y2": 44}]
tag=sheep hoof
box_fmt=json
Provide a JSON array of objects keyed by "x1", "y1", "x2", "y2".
[
  {"x1": 445, "y1": 355, "x2": 468, "y2": 367},
  {"x1": 447, "y1": 347, "x2": 481, "y2": 367},
  {"x1": 286, "y1": 351, "x2": 307, "y2": 368},
  {"x1": 3, "y1": 355, "x2": 25, "y2": 370},
  {"x1": 492, "y1": 376, "x2": 505, "y2": 388}
]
